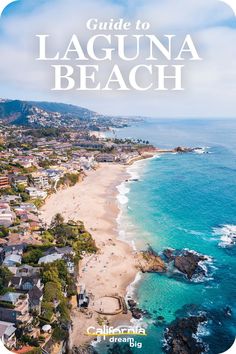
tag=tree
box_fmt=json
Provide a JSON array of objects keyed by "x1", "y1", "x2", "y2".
[
  {"x1": 20, "y1": 192, "x2": 30, "y2": 202},
  {"x1": 51, "y1": 213, "x2": 64, "y2": 228},
  {"x1": 17, "y1": 184, "x2": 26, "y2": 193},
  {"x1": 22, "y1": 248, "x2": 44, "y2": 265},
  {"x1": 0, "y1": 226, "x2": 9, "y2": 238},
  {"x1": 42, "y1": 230, "x2": 54, "y2": 245},
  {"x1": 52, "y1": 326, "x2": 68, "y2": 342},
  {"x1": 42, "y1": 269, "x2": 60, "y2": 285},
  {"x1": 0, "y1": 266, "x2": 13, "y2": 294},
  {"x1": 40, "y1": 301, "x2": 54, "y2": 322},
  {"x1": 33, "y1": 198, "x2": 44, "y2": 208}
]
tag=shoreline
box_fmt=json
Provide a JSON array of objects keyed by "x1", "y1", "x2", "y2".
[{"x1": 40, "y1": 162, "x2": 140, "y2": 348}]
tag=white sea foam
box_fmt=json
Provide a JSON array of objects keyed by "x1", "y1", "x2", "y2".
[
  {"x1": 194, "y1": 148, "x2": 205, "y2": 154},
  {"x1": 127, "y1": 165, "x2": 141, "y2": 180},
  {"x1": 213, "y1": 224, "x2": 236, "y2": 247},
  {"x1": 126, "y1": 271, "x2": 143, "y2": 300},
  {"x1": 193, "y1": 147, "x2": 210, "y2": 154},
  {"x1": 196, "y1": 322, "x2": 210, "y2": 337},
  {"x1": 116, "y1": 155, "x2": 158, "y2": 321},
  {"x1": 177, "y1": 227, "x2": 205, "y2": 237},
  {"x1": 130, "y1": 316, "x2": 147, "y2": 328},
  {"x1": 116, "y1": 182, "x2": 130, "y2": 205},
  {"x1": 116, "y1": 154, "x2": 156, "y2": 247},
  {"x1": 127, "y1": 153, "x2": 160, "y2": 180}
]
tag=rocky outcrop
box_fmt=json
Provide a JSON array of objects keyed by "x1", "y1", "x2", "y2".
[
  {"x1": 163, "y1": 248, "x2": 175, "y2": 261},
  {"x1": 72, "y1": 345, "x2": 98, "y2": 354},
  {"x1": 174, "y1": 146, "x2": 195, "y2": 153},
  {"x1": 163, "y1": 249, "x2": 208, "y2": 280},
  {"x1": 174, "y1": 146, "x2": 207, "y2": 154},
  {"x1": 136, "y1": 249, "x2": 166, "y2": 273},
  {"x1": 136, "y1": 247, "x2": 210, "y2": 281},
  {"x1": 164, "y1": 315, "x2": 207, "y2": 354},
  {"x1": 127, "y1": 299, "x2": 144, "y2": 319}
]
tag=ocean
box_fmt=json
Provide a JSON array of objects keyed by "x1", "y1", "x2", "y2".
[{"x1": 98, "y1": 119, "x2": 236, "y2": 354}]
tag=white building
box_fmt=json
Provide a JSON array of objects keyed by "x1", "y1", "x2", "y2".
[
  {"x1": 3, "y1": 254, "x2": 22, "y2": 267},
  {"x1": 38, "y1": 253, "x2": 63, "y2": 264},
  {"x1": 25, "y1": 187, "x2": 47, "y2": 200},
  {"x1": 31, "y1": 172, "x2": 50, "y2": 190},
  {"x1": 0, "y1": 203, "x2": 15, "y2": 227}
]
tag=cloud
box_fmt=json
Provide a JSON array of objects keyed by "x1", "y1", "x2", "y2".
[{"x1": 0, "y1": 0, "x2": 235, "y2": 118}]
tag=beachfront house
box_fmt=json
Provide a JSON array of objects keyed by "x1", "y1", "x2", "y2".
[
  {"x1": 3, "y1": 254, "x2": 22, "y2": 267},
  {"x1": 25, "y1": 187, "x2": 47, "y2": 200},
  {"x1": 96, "y1": 153, "x2": 116, "y2": 162},
  {"x1": 31, "y1": 172, "x2": 50, "y2": 190},
  {"x1": 28, "y1": 286, "x2": 43, "y2": 314},
  {"x1": 39, "y1": 247, "x2": 75, "y2": 272},
  {"x1": 38, "y1": 253, "x2": 63, "y2": 264},
  {"x1": 43, "y1": 246, "x2": 74, "y2": 257},
  {"x1": 0, "y1": 320, "x2": 17, "y2": 349},
  {"x1": 0, "y1": 293, "x2": 31, "y2": 324}
]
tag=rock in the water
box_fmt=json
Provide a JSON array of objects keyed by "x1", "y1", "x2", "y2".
[
  {"x1": 174, "y1": 146, "x2": 194, "y2": 153},
  {"x1": 72, "y1": 345, "x2": 98, "y2": 354},
  {"x1": 163, "y1": 248, "x2": 175, "y2": 261},
  {"x1": 163, "y1": 315, "x2": 207, "y2": 354},
  {"x1": 127, "y1": 299, "x2": 137, "y2": 308},
  {"x1": 157, "y1": 316, "x2": 165, "y2": 321},
  {"x1": 127, "y1": 298, "x2": 144, "y2": 319},
  {"x1": 131, "y1": 308, "x2": 143, "y2": 319},
  {"x1": 163, "y1": 249, "x2": 208, "y2": 280},
  {"x1": 136, "y1": 249, "x2": 166, "y2": 273},
  {"x1": 174, "y1": 251, "x2": 207, "y2": 279}
]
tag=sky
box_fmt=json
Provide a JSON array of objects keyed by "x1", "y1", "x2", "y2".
[{"x1": 0, "y1": 0, "x2": 235, "y2": 118}]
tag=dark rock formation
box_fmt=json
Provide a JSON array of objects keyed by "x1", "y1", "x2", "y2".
[
  {"x1": 127, "y1": 299, "x2": 143, "y2": 319},
  {"x1": 163, "y1": 249, "x2": 208, "y2": 280},
  {"x1": 72, "y1": 345, "x2": 98, "y2": 354},
  {"x1": 163, "y1": 248, "x2": 175, "y2": 261},
  {"x1": 174, "y1": 146, "x2": 194, "y2": 153},
  {"x1": 174, "y1": 252, "x2": 207, "y2": 279},
  {"x1": 127, "y1": 299, "x2": 137, "y2": 308},
  {"x1": 163, "y1": 315, "x2": 207, "y2": 354},
  {"x1": 137, "y1": 247, "x2": 210, "y2": 280},
  {"x1": 157, "y1": 315, "x2": 165, "y2": 321}
]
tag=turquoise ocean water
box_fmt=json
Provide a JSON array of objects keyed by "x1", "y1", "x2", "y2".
[{"x1": 98, "y1": 119, "x2": 236, "y2": 354}]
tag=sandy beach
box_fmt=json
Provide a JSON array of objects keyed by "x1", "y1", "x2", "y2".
[{"x1": 40, "y1": 163, "x2": 138, "y2": 348}]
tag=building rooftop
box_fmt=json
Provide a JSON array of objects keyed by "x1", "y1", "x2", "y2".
[
  {"x1": 0, "y1": 292, "x2": 22, "y2": 304},
  {"x1": 0, "y1": 321, "x2": 16, "y2": 338},
  {"x1": 28, "y1": 286, "x2": 43, "y2": 302},
  {"x1": 3, "y1": 254, "x2": 22, "y2": 264},
  {"x1": 38, "y1": 253, "x2": 63, "y2": 264}
]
